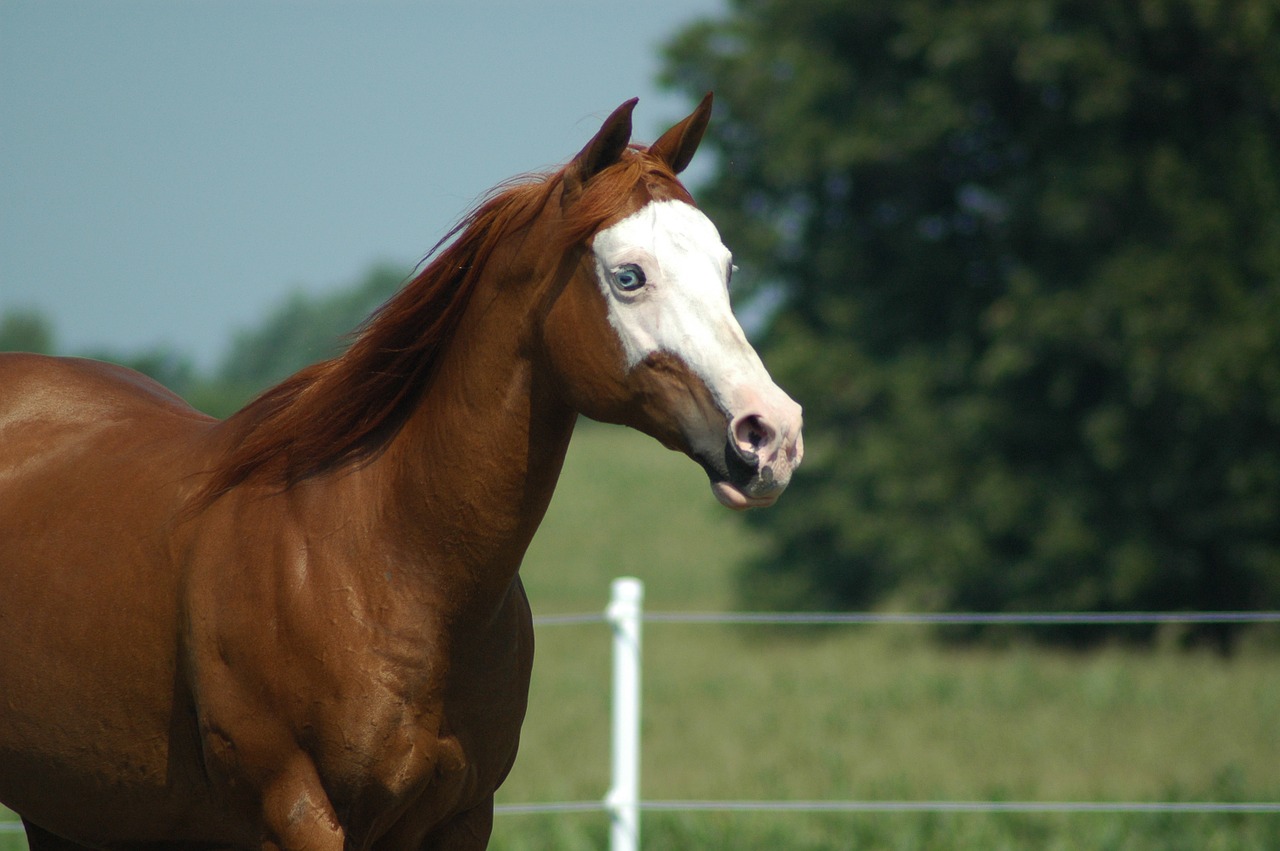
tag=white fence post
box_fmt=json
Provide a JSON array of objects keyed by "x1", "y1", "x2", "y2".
[{"x1": 605, "y1": 577, "x2": 644, "y2": 851}]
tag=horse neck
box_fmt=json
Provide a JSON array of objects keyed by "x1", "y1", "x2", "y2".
[{"x1": 363, "y1": 243, "x2": 579, "y2": 601}]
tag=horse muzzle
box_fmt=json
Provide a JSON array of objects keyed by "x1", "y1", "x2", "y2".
[{"x1": 706, "y1": 395, "x2": 804, "y2": 511}]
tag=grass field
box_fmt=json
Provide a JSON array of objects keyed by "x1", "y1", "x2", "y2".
[
  {"x1": 493, "y1": 422, "x2": 1280, "y2": 849},
  {"x1": 4, "y1": 421, "x2": 1278, "y2": 848}
]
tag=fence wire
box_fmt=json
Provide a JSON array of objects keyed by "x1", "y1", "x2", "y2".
[
  {"x1": 495, "y1": 800, "x2": 1280, "y2": 816},
  {"x1": 535, "y1": 610, "x2": 1280, "y2": 626},
  {"x1": 512, "y1": 607, "x2": 1280, "y2": 823}
]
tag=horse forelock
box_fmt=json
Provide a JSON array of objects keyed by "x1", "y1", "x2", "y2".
[
  {"x1": 562, "y1": 146, "x2": 694, "y2": 244},
  {"x1": 198, "y1": 147, "x2": 691, "y2": 505}
]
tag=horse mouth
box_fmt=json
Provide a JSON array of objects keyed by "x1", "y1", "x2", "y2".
[
  {"x1": 710, "y1": 479, "x2": 781, "y2": 511},
  {"x1": 687, "y1": 400, "x2": 802, "y2": 511},
  {"x1": 700, "y1": 445, "x2": 788, "y2": 511}
]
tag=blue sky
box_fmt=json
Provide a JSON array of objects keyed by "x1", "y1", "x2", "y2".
[{"x1": 1, "y1": 0, "x2": 723, "y2": 369}]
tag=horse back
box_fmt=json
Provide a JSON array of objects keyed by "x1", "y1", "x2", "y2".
[
  {"x1": 0, "y1": 353, "x2": 216, "y2": 525},
  {"x1": 0, "y1": 353, "x2": 225, "y2": 837}
]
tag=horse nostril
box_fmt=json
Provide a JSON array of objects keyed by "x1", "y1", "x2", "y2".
[{"x1": 731, "y1": 413, "x2": 775, "y2": 464}]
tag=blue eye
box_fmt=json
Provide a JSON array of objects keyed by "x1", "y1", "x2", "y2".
[{"x1": 612, "y1": 264, "x2": 647, "y2": 291}]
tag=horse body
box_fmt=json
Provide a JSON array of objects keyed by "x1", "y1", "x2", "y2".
[
  {"x1": 0, "y1": 355, "x2": 543, "y2": 849},
  {"x1": 0, "y1": 96, "x2": 802, "y2": 850}
]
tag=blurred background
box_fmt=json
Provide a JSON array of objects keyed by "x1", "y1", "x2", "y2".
[{"x1": 3, "y1": 2, "x2": 1278, "y2": 849}]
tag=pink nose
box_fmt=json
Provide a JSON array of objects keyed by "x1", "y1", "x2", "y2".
[{"x1": 727, "y1": 396, "x2": 804, "y2": 495}]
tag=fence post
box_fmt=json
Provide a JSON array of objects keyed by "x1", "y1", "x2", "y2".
[{"x1": 605, "y1": 577, "x2": 644, "y2": 851}]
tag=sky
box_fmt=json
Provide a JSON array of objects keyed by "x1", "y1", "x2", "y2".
[{"x1": 1, "y1": 0, "x2": 724, "y2": 369}]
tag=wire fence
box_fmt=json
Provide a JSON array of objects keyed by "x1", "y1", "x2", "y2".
[
  {"x1": 534, "y1": 610, "x2": 1280, "y2": 627},
  {"x1": 496, "y1": 800, "x2": 1280, "y2": 815},
  {"x1": 506, "y1": 588, "x2": 1280, "y2": 851}
]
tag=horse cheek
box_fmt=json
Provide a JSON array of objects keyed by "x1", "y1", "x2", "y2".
[{"x1": 541, "y1": 278, "x2": 633, "y2": 422}]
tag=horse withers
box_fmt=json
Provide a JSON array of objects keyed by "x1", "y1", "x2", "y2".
[{"x1": 0, "y1": 95, "x2": 801, "y2": 850}]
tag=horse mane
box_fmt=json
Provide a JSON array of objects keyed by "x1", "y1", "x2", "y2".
[{"x1": 199, "y1": 147, "x2": 686, "y2": 504}]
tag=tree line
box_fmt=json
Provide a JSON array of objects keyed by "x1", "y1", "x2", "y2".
[{"x1": 0, "y1": 265, "x2": 406, "y2": 419}]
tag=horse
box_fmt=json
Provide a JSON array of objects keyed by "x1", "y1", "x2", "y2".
[{"x1": 0, "y1": 95, "x2": 802, "y2": 850}]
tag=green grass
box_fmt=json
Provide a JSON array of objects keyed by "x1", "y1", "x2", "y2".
[
  {"x1": 497, "y1": 422, "x2": 1280, "y2": 849},
  {"x1": 4, "y1": 422, "x2": 1278, "y2": 849},
  {"x1": 0, "y1": 813, "x2": 19, "y2": 851}
]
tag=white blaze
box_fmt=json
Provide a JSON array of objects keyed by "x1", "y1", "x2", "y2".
[{"x1": 590, "y1": 200, "x2": 771, "y2": 410}]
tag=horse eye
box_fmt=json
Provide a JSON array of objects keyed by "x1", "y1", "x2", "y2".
[{"x1": 612, "y1": 264, "x2": 647, "y2": 291}]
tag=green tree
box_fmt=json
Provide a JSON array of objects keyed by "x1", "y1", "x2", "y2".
[
  {"x1": 194, "y1": 264, "x2": 408, "y2": 417},
  {"x1": 0, "y1": 309, "x2": 56, "y2": 354},
  {"x1": 663, "y1": 0, "x2": 1280, "y2": 646}
]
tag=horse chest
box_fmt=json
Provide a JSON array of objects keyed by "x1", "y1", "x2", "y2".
[
  {"x1": 194, "y1": 649, "x2": 520, "y2": 848},
  {"x1": 293, "y1": 656, "x2": 526, "y2": 847}
]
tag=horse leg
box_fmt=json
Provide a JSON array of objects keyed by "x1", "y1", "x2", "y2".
[
  {"x1": 418, "y1": 797, "x2": 494, "y2": 851},
  {"x1": 20, "y1": 820, "x2": 95, "y2": 851},
  {"x1": 257, "y1": 756, "x2": 346, "y2": 851}
]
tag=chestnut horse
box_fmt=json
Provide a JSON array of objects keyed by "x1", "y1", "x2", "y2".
[{"x1": 0, "y1": 96, "x2": 802, "y2": 850}]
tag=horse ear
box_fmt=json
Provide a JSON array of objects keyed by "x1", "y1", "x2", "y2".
[
  {"x1": 567, "y1": 98, "x2": 638, "y2": 186},
  {"x1": 648, "y1": 91, "x2": 713, "y2": 175}
]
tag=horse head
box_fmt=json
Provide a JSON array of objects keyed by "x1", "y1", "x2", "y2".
[{"x1": 542, "y1": 95, "x2": 803, "y2": 509}]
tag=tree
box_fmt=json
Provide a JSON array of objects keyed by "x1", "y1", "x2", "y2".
[
  {"x1": 662, "y1": 0, "x2": 1280, "y2": 646},
  {"x1": 0, "y1": 310, "x2": 56, "y2": 354},
  {"x1": 195, "y1": 264, "x2": 408, "y2": 417}
]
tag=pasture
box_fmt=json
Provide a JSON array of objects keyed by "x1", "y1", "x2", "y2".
[{"x1": 4, "y1": 421, "x2": 1278, "y2": 848}]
